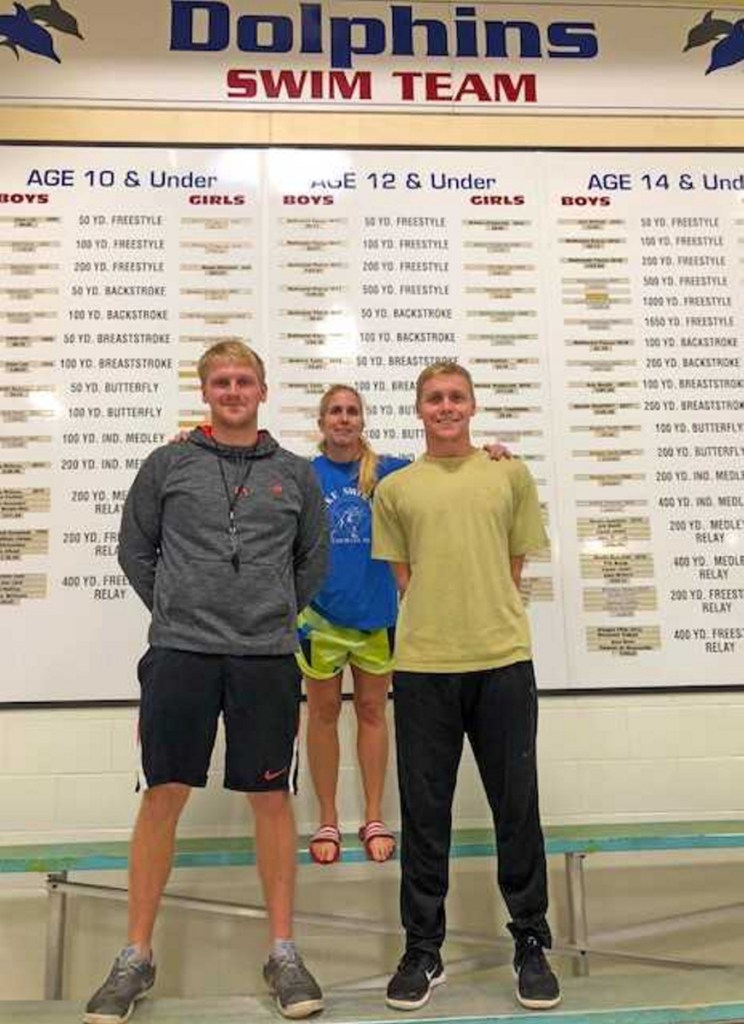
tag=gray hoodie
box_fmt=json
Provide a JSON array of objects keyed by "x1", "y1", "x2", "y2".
[{"x1": 118, "y1": 428, "x2": 328, "y2": 656}]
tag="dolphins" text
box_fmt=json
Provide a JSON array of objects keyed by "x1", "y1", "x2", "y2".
[{"x1": 170, "y1": 1, "x2": 599, "y2": 69}]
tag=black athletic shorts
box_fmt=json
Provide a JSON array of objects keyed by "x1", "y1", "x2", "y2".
[{"x1": 136, "y1": 647, "x2": 301, "y2": 794}]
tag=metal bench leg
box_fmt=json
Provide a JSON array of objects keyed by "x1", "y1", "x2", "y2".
[
  {"x1": 565, "y1": 853, "x2": 589, "y2": 977},
  {"x1": 45, "y1": 872, "x2": 68, "y2": 999}
]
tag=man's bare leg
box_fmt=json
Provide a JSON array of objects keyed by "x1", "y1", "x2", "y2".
[
  {"x1": 83, "y1": 784, "x2": 191, "y2": 1023},
  {"x1": 254, "y1": 789, "x2": 324, "y2": 1018},
  {"x1": 249, "y1": 789, "x2": 297, "y2": 940},
  {"x1": 128, "y1": 782, "x2": 191, "y2": 956}
]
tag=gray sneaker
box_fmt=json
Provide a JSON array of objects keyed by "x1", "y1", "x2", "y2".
[
  {"x1": 263, "y1": 950, "x2": 324, "y2": 1019},
  {"x1": 83, "y1": 946, "x2": 156, "y2": 1024}
]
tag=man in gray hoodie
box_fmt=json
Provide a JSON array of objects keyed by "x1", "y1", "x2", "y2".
[{"x1": 84, "y1": 342, "x2": 328, "y2": 1024}]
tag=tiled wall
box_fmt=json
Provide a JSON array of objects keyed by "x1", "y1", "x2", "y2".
[
  {"x1": 3, "y1": 692, "x2": 744, "y2": 844},
  {"x1": 538, "y1": 696, "x2": 744, "y2": 820}
]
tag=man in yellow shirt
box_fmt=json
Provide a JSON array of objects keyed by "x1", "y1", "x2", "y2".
[{"x1": 372, "y1": 361, "x2": 559, "y2": 1013}]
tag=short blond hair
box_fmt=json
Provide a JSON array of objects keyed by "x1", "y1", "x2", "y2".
[
  {"x1": 415, "y1": 361, "x2": 474, "y2": 408},
  {"x1": 197, "y1": 341, "x2": 266, "y2": 387},
  {"x1": 318, "y1": 384, "x2": 380, "y2": 498}
]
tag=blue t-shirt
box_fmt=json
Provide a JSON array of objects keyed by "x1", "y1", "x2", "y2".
[{"x1": 310, "y1": 453, "x2": 409, "y2": 630}]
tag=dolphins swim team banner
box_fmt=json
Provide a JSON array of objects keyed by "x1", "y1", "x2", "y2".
[{"x1": 0, "y1": 1, "x2": 742, "y2": 113}]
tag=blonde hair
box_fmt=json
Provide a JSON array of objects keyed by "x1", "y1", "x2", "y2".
[
  {"x1": 197, "y1": 341, "x2": 266, "y2": 387},
  {"x1": 415, "y1": 361, "x2": 475, "y2": 408},
  {"x1": 318, "y1": 384, "x2": 379, "y2": 498}
]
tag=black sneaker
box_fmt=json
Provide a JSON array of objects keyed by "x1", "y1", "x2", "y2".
[
  {"x1": 263, "y1": 949, "x2": 324, "y2": 1019},
  {"x1": 514, "y1": 936, "x2": 561, "y2": 1010},
  {"x1": 386, "y1": 949, "x2": 445, "y2": 1010}
]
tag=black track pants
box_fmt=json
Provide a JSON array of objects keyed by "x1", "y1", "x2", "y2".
[{"x1": 393, "y1": 660, "x2": 551, "y2": 955}]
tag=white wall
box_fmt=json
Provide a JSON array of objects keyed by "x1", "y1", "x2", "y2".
[{"x1": 4, "y1": 691, "x2": 744, "y2": 846}]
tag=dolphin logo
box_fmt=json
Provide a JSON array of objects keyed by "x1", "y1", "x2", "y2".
[
  {"x1": 706, "y1": 18, "x2": 744, "y2": 73},
  {"x1": 27, "y1": 0, "x2": 82, "y2": 38},
  {"x1": 0, "y1": 0, "x2": 82, "y2": 62},
  {"x1": 0, "y1": 3, "x2": 59, "y2": 61},
  {"x1": 683, "y1": 10, "x2": 732, "y2": 51},
  {"x1": 684, "y1": 9, "x2": 744, "y2": 73}
]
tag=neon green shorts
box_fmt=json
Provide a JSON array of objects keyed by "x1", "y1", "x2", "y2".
[{"x1": 296, "y1": 607, "x2": 395, "y2": 680}]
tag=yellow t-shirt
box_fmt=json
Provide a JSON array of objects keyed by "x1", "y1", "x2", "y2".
[{"x1": 372, "y1": 451, "x2": 548, "y2": 672}]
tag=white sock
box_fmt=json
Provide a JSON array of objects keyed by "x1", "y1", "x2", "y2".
[
  {"x1": 124, "y1": 943, "x2": 152, "y2": 964},
  {"x1": 273, "y1": 939, "x2": 297, "y2": 960}
]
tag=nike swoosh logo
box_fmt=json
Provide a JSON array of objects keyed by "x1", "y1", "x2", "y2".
[
  {"x1": 425, "y1": 968, "x2": 437, "y2": 982},
  {"x1": 263, "y1": 767, "x2": 288, "y2": 781}
]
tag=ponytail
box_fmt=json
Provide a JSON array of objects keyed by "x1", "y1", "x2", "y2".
[{"x1": 356, "y1": 436, "x2": 380, "y2": 498}]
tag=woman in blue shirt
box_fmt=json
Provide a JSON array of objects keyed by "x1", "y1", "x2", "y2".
[{"x1": 299, "y1": 384, "x2": 405, "y2": 864}]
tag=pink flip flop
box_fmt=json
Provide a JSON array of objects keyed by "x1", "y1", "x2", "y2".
[
  {"x1": 308, "y1": 824, "x2": 342, "y2": 864},
  {"x1": 358, "y1": 821, "x2": 397, "y2": 862}
]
